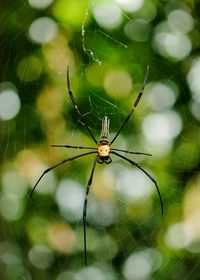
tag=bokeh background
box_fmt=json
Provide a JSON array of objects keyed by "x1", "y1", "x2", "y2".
[{"x1": 0, "y1": 0, "x2": 200, "y2": 279}]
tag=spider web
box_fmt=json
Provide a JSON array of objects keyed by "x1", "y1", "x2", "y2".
[{"x1": 0, "y1": 1, "x2": 199, "y2": 280}]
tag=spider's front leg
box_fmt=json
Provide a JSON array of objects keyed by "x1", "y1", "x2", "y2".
[
  {"x1": 67, "y1": 67, "x2": 97, "y2": 144},
  {"x1": 29, "y1": 151, "x2": 96, "y2": 198},
  {"x1": 111, "y1": 66, "x2": 149, "y2": 144}
]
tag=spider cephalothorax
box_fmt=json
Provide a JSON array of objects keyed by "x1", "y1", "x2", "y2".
[
  {"x1": 97, "y1": 143, "x2": 111, "y2": 157},
  {"x1": 30, "y1": 66, "x2": 163, "y2": 266},
  {"x1": 97, "y1": 143, "x2": 112, "y2": 164}
]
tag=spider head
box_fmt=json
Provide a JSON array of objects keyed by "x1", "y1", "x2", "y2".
[{"x1": 97, "y1": 143, "x2": 111, "y2": 157}]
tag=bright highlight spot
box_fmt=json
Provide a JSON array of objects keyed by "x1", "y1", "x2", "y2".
[
  {"x1": 56, "y1": 179, "x2": 84, "y2": 222},
  {"x1": 28, "y1": 17, "x2": 58, "y2": 44},
  {"x1": 1, "y1": 170, "x2": 27, "y2": 198},
  {"x1": 123, "y1": 248, "x2": 162, "y2": 280},
  {"x1": 168, "y1": 9, "x2": 194, "y2": 34},
  {"x1": 115, "y1": 0, "x2": 143, "y2": 12},
  {"x1": 146, "y1": 82, "x2": 177, "y2": 111},
  {"x1": 187, "y1": 58, "x2": 200, "y2": 101},
  {"x1": 0, "y1": 195, "x2": 24, "y2": 221},
  {"x1": 28, "y1": 0, "x2": 53, "y2": 9},
  {"x1": 153, "y1": 21, "x2": 192, "y2": 60},
  {"x1": 48, "y1": 222, "x2": 76, "y2": 254},
  {"x1": 183, "y1": 180, "x2": 200, "y2": 249},
  {"x1": 184, "y1": 211, "x2": 200, "y2": 253},
  {"x1": 164, "y1": 32, "x2": 191, "y2": 59},
  {"x1": 154, "y1": 31, "x2": 191, "y2": 60},
  {"x1": 89, "y1": 200, "x2": 116, "y2": 227},
  {"x1": 0, "y1": 87, "x2": 20, "y2": 120},
  {"x1": 142, "y1": 111, "x2": 182, "y2": 146},
  {"x1": 53, "y1": 0, "x2": 87, "y2": 28},
  {"x1": 104, "y1": 70, "x2": 132, "y2": 97},
  {"x1": 116, "y1": 166, "x2": 154, "y2": 203},
  {"x1": 190, "y1": 100, "x2": 200, "y2": 121},
  {"x1": 30, "y1": 163, "x2": 56, "y2": 195},
  {"x1": 165, "y1": 222, "x2": 192, "y2": 249},
  {"x1": 75, "y1": 266, "x2": 114, "y2": 280},
  {"x1": 93, "y1": 3, "x2": 122, "y2": 30}
]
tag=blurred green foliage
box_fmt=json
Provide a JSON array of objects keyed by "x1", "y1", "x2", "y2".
[{"x1": 0, "y1": 0, "x2": 200, "y2": 279}]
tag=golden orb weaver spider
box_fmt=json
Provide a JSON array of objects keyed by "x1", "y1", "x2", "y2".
[{"x1": 30, "y1": 66, "x2": 164, "y2": 266}]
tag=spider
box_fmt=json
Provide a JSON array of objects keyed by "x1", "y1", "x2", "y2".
[{"x1": 30, "y1": 66, "x2": 163, "y2": 266}]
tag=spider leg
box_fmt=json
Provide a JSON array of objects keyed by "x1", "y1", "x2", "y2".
[
  {"x1": 29, "y1": 151, "x2": 96, "y2": 199},
  {"x1": 67, "y1": 66, "x2": 98, "y2": 144},
  {"x1": 51, "y1": 144, "x2": 96, "y2": 150},
  {"x1": 83, "y1": 156, "x2": 99, "y2": 266},
  {"x1": 111, "y1": 65, "x2": 149, "y2": 144},
  {"x1": 111, "y1": 151, "x2": 163, "y2": 214},
  {"x1": 112, "y1": 148, "x2": 152, "y2": 156}
]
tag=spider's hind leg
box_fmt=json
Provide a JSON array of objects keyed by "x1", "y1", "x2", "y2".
[{"x1": 83, "y1": 156, "x2": 99, "y2": 266}]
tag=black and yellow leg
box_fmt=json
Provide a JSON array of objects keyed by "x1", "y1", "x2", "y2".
[
  {"x1": 67, "y1": 66, "x2": 98, "y2": 144},
  {"x1": 111, "y1": 151, "x2": 163, "y2": 215},
  {"x1": 111, "y1": 65, "x2": 149, "y2": 144},
  {"x1": 82, "y1": 156, "x2": 99, "y2": 266}
]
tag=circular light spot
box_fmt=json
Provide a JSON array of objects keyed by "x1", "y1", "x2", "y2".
[
  {"x1": 116, "y1": 167, "x2": 154, "y2": 203},
  {"x1": 165, "y1": 222, "x2": 192, "y2": 249},
  {"x1": 28, "y1": 0, "x2": 53, "y2": 9},
  {"x1": 0, "y1": 88, "x2": 20, "y2": 120},
  {"x1": 115, "y1": 0, "x2": 143, "y2": 12},
  {"x1": 56, "y1": 179, "x2": 84, "y2": 222},
  {"x1": 53, "y1": 0, "x2": 87, "y2": 28},
  {"x1": 28, "y1": 244, "x2": 54, "y2": 269},
  {"x1": 56, "y1": 271, "x2": 76, "y2": 280},
  {"x1": 164, "y1": 32, "x2": 191, "y2": 60},
  {"x1": 124, "y1": 19, "x2": 151, "y2": 42},
  {"x1": 104, "y1": 70, "x2": 132, "y2": 97},
  {"x1": 17, "y1": 56, "x2": 42, "y2": 82},
  {"x1": 190, "y1": 100, "x2": 200, "y2": 121},
  {"x1": 142, "y1": 111, "x2": 182, "y2": 145},
  {"x1": 168, "y1": 9, "x2": 194, "y2": 34},
  {"x1": 2, "y1": 170, "x2": 27, "y2": 198},
  {"x1": 0, "y1": 195, "x2": 24, "y2": 221},
  {"x1": 48, "y1": 222, "x2": 76, "y2": 254},
  {"x1": 76, "y1": 266, "x2": 114, "y2": 280},
  {"x1": 187, "y1": 58, "x2": 200, "y2": 101},
  {"x1": 146, "y1": 82, "x2": 177, "y2": 111},
  {"x1": 123, "y1": 248, "x2": 162, "y2": 280},
  {"x1": 28, "y1": 17, "x2": 58, "y2": 44},
  {"x1": 187, "y1": 240, "x2": 200, "y2": 253},
  {"x1": 153, "y1": 22, "x2": 192, "y2": 60},
  {"x1": 93, "y1": 3, "x2": 122, "y2": 30},
  {"x1": 89, "y1": 200, "x2": 116, "y2": 227},
  {"x1": 30, "y1": 163, "x2": 56, "y2": 196}
]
